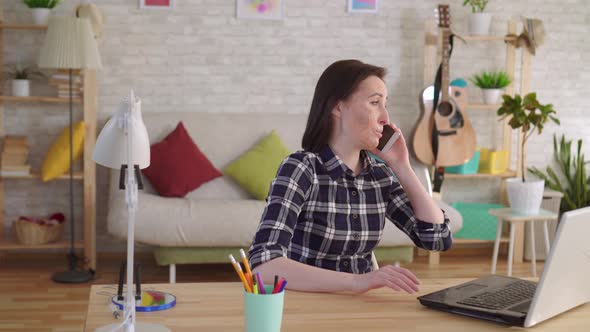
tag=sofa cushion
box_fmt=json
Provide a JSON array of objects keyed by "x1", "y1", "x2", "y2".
[
  {"x1": 142, "y1": 122, "x2": 222, "y2": 197},
  {"x1": 41, "y1": 121, "x2": 85, "y2": 182},
  {"x1": 108, "y1": 191, "x2": 266, "y2": 247},
  {"x1": 223, "y1": 130, "x2": 290, "y2": 200}
]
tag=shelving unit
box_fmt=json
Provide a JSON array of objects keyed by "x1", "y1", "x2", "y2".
[
  {"x1": 0, "y1": 22, "x2": 97, "y2": 271},
  {"x1": 422, "y1": 19, "x2": 531, "y2": 264}
]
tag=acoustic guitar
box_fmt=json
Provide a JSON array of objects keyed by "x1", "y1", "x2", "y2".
[{"x1": 412, "y1": 5, "x2": 476, "y2": 167}]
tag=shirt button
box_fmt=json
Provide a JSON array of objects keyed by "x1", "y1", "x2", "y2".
[
  {"x1": 352, "y1": 214, "x2": 358, "y2": 219},
  {"x1": 353, "y1": 233, "x2": 360, "y2": 240},
  {"x1": 352, "y1": 191, "x2": 357, "y2": 196}
]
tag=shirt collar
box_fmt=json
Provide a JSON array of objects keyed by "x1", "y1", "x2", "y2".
[{"x1": 319, "y1": 145, "x2": 377, "y2": 181}]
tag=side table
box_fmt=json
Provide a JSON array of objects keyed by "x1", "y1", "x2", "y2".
[{"x1": 488, "y1": 208, "x2": 558, "y2": 277}]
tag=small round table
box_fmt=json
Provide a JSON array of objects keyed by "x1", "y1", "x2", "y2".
[{"x1": 488, "y1": 208, "x2": 558, "y2": 277}]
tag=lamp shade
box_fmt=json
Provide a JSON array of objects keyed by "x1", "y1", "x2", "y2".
[
  {"x1": 38, "y1": 16, "x2": 102, "y2": 69},
  {"x1": 92, "y1": 94, "x2": 150, "y2": 170}
]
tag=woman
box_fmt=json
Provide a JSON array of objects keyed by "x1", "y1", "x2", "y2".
[{"x1": 248, "y1": 59, "x2": 452, "y2": 294}]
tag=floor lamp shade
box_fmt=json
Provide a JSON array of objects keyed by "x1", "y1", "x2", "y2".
[
  {"x1": 38, "y1": 16, "x2": 102, "y2": 69},
  {"x1": 92, "y1": 96, "x2": 151, "y2": 170}
]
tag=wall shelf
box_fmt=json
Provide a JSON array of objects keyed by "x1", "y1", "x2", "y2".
[
  {"x1": 0, "y1": 19, "x2": 97, "y2": 271},
  {"x1": 465, "y1": 103, "x2": 501, "y2": 111},
  {"x1": 0, "y1": 24, "x2": 47, "y2": 30},
  {"x1": 0, "y1": 95, "x2": 81, "y2": 104},
  {"x1": 445, "y1": 170, "x2": 517, "y2": 179},
  {"x1": 1, "y1": 171, "x2": 84, "y2": 180},
  {"x1": 461, "y1": 35, "x2": 516, "y2": 42},
  {"x1": 422, "y1": 18, "x2": 531, "y2": 264},
  {"x1": 0, "y1": 239, "x2": 84, "y2": 250}
]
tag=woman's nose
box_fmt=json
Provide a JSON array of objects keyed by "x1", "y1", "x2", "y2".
[{"x1": 378, "y1": 108, "x2": 389, "y2": 125}]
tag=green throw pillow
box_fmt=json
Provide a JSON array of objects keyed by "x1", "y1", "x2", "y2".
[{"x1": 224, "y1": 131, "x2": 291, "y2": 200}]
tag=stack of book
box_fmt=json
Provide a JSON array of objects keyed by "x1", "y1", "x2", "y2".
[
  {"x1": 1, "y1": 136, "x2": 31, "y2": 176},
  {"x1": 49, "y1": 69, "x2": 83, "y2": 99}
]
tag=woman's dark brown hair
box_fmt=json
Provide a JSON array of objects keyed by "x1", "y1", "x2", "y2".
[{"x1": 302, "y1": 59, "x2": 386, "y2": 152}]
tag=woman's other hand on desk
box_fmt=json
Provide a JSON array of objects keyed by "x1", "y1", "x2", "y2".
[{"x1": 352, "y1": 264, "x2": 420, "y2": 294}]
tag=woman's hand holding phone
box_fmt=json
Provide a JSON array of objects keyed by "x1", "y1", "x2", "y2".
[{"x1": 370, "y1": 123, "x2": 410, "y2": 169}]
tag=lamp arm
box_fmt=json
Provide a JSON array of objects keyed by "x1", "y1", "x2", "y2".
[{"x1": 123, "y1": 91, "x2": 138, "y2": 332}]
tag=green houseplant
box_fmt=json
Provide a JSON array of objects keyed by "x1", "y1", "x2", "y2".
[
  {"x1": 22, "y1": 0, "x2": 61, "y2": 25},
  {"x1": 497, "y1": 92, "x2": 560, "y2": 213},
  {"x1": 462, "y1": 0, "x2": 491, "y2": 35},
  {"x1": 470, "y1": 70, "x2": 512, "y2": 104},
  {"x1": 529, "y1": 134, "x2": 590, "y2": 213}
]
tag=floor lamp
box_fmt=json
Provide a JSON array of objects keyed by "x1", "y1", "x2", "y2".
[
  {"x1": 93, "y1": 90, "x2": 169, "y2": 332},
  {"x1": 38, "y1": 16, "x2": 102, "y2": 283}
]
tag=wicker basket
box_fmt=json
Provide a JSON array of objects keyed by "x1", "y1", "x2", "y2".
[{"x1": 15, "y1": 218, "x2": 64, "y2": 245}]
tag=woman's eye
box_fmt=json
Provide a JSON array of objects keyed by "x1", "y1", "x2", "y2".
[{"x1": 370, "y1": 101, "x2": 379, "y2": 105}]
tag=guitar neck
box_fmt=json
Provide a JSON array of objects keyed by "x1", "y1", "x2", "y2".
[{"x1": 441, "y1": 28, "x2": 451, "y2": 102}]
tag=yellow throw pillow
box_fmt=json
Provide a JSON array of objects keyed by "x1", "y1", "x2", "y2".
[
  {"x1": 224, "y1": 130, "x2": 291, "y2": 200},
  {"x1": 41, "y1": 121, "x2": 85, "y2": 182}
]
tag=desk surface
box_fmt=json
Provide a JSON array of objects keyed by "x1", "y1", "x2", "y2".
[{"x1": 85, "y1": 279, "x2": 590, "y2": 331}]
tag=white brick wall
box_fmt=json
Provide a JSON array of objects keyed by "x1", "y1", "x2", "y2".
[{"x1": 2, "y1": 0, "x2": 589, "y2": 252}]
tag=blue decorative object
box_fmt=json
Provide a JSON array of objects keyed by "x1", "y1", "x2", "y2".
[{"x1": 446, "y1": 150, "x2": 480, "y2": 174}]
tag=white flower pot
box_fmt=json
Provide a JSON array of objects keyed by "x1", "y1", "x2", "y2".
[
  {"x1": 31, "y1": 8, "x2": 51, "y2": 26},
  {"x1": 12, "y1": 79, "x2": 30, "y2": 97},
  {"x1": 506, "y1": 178, "x2": 545, "y2": 214},
  {"x1": 482, "y1": 88, "x2": 502, "y2": 104},
  {"x1": 468, "y1": 13, "x2": 492, "y2": 36}
]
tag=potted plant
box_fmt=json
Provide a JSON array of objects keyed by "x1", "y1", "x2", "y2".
[
  {"x1": 529, "y1": 134, "x2": 590, "y2": 213},
  {"x1": 470, "y1": 70, "x2": 511, "y2": 104},
  {"x1": 23, "y1": 0, "x2": 61, "y2": 26},
  {"x1": 462, "y1": 0, "x2": 491, "y2": 36},
  {"x1": 497, "y1": 92, "x2": 560, "y2": 213},
  {"x1": 3, "y1": 64, "x2": 45, "y2": 97}
]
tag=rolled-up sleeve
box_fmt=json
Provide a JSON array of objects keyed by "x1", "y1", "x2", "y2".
[
  {"x1": 248, "y1": 153, "x2": 313, "y2": 269},
  {"x1": 385, "y1": 181, "x2": 452, "y2": 251}
]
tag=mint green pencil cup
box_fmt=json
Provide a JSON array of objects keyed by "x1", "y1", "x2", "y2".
[{"x1": 244, "y1": 285, "x2": 285, "y2": 332}]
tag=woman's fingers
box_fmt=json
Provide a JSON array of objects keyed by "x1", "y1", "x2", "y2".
[
  {"x1": 394, "y1": 273, "x2": 420, "y2": 293},
  {"x1": 396, "y1": 266, "x2": 420, "y2": 285},
  {"x1": 380, "y1": 265, "x2": 420, "y2": 293},
  {"x1": 383, "y1": 278, "x2": 402, "y2": 292}
]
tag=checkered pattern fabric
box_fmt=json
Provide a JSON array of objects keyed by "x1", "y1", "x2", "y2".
[{"x1": 248, "y1": 146, "x2": 452, "y2": 274}]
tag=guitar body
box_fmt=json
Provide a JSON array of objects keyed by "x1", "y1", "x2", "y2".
[{"x1": 412, "y1": 82, "x2": 476, "y2": 166}]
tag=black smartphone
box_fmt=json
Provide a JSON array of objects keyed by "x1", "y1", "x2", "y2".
[{"x1": 377, "y1": 125, "x2": 400, "y2": 152}]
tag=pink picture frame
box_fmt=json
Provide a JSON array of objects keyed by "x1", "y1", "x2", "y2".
[{"x1": 139, "y1": 0, "x2": 175, "y2": 10}]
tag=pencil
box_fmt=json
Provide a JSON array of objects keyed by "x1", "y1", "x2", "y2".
[
  {"x1": 229, "y1": 254, "x2": 252, "y2": 293},
  {"x1": 239, "y1": 249, "x2": 253, "y2": 277}
]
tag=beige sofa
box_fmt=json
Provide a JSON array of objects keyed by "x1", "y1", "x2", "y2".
[{"x1": 106, "y1": 112, "x2": 462, "y2": 282}]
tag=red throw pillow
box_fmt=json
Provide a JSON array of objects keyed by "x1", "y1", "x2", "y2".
[{"x1": 142, "y1": 122, "x2": 222, "y2": 197}]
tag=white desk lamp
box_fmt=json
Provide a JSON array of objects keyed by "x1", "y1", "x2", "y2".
[{"x1": 92, "y1": 90, "x2": 169, "y2": 332}]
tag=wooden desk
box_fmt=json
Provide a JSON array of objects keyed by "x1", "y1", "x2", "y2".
[{"x1": 84, "y1": 279, "x2": 590, "y2": 331}]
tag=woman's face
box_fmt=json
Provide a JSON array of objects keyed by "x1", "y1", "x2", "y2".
[{"x1": 336, "y1": 76, "x2": 390, "y2": 150}]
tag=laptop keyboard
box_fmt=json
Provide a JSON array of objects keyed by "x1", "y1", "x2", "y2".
[{"x1": 457, "y1": 280, "x2": 537, "y2": 310}]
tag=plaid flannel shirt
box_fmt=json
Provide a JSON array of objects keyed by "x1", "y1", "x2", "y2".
[{"x1": 248, "y1": 146, "x2": 452, "y2": 274}]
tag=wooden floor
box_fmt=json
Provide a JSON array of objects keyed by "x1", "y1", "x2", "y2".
[{"x1": 0, "y1": 248, "x2": 545, "y2": 331}]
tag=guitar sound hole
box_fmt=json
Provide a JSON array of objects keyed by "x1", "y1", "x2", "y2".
[{"x1": 438, "y1": 102, "x2": 453, "y2": 116}]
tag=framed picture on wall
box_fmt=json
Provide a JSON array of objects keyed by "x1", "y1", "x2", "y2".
[
  {"x1": 236, "y1": 0, "x2": 284, "y2": 20},
  {"x1": 348, "y1": 0, "x2": 378, "y2": 14},
  {"x1": 139, "y1": 0, "x2": 175, "y2": 10}
]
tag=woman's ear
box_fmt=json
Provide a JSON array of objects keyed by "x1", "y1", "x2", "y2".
[{"x1": 331, "y1": 101, "x2": 344, "y2": 119}]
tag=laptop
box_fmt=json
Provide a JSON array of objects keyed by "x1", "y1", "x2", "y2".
[{"x1": 418, "y1": 206, "x2": 590, "y2": 327}]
